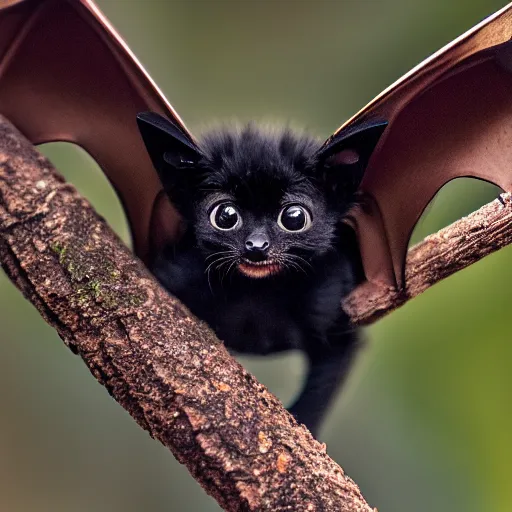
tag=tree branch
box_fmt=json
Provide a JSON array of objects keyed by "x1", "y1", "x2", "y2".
[
  {"x1": 343, "y1": 192, "x2": 512, "y2": 325},
  {"x1": 0, "y1": 116, "x2": 374, "y2": 511},
  {"x1": 2, "y1": 113, "x2": 511, "y2": 511}
]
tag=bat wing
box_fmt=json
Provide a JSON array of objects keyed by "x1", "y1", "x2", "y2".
[
  {"x1": 0, "y1": 0, "x2": 193, "y2": 263},
  {"x1": 2, "y1": 1, "x2": 510, "y2": 293},
  {"x1": 330, "y1": 3, "x2": 512, "y2": 291}
]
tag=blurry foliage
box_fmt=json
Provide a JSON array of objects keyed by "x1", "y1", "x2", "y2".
[{"x1": 1, "y1": 1, "x2": 511, "y2": 511}]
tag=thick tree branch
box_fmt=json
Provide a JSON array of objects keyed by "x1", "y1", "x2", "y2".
[
  {"x1": 343, "y1": 192, "x2": 512, "y2": 325},
  {"x1": 0, "y1": 116, "x2": 374, "y2": 511},
  {"x1": 2, "y1": 113, "x2": 511, "y2": 511}
]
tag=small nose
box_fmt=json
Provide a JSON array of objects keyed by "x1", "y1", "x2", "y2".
[{"x1": 245, "y1": 234, "x2": 269, "y2": 252}]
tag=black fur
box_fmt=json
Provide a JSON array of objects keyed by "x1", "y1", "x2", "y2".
[{"x1": 137, "y1": 113, "x2": 385, "y2": 436}]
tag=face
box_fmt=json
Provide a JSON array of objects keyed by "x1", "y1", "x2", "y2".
[
  {"x1": 137, "y1": 115, "x2": 387, "y2": 280},
  {"x1": 172, "y1": 126, "x2": 366, "y2": 280},
  {"x1": 192, "y1": 179, "x2": 338, "y2": 280}
]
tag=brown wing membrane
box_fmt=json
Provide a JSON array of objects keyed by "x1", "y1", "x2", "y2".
[
  {"x1": 1, "y1": 0, "x2": 511, "y2": 295},
  {"x1": 330, "y1": 3, "x2": 512, "y2": 291},
  {"x1": 0, "y1": 0, "x2": 193, "y2": 263}
]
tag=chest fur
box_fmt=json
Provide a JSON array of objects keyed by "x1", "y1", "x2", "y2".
[{"x1": 153, "y1": 246, "x2": 353, "y2": 356}]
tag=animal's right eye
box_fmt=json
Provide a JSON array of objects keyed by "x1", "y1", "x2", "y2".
[{"x1": 210, "y1": 203, "x2": 241, "y2": 231}]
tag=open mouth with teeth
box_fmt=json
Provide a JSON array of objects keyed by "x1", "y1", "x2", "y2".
[{"x1": 238, "y1": 259, "x2": 282, "y2": 278}]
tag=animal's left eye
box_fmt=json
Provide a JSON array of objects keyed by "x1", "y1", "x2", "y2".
[{"x1": 277, "y1": 205, "x2": 312, "y2": 232}]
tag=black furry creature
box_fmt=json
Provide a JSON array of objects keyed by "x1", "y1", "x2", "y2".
[{"x1": 137, "y1": 112, "x2": 386, "y2": 436}]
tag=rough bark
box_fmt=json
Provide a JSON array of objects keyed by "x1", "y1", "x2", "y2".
[
  {"x1": 2, "y1": 113, "x2": 512, "y2": 512},
  {"x1": 0, "y1": 119, "x2": 375, "y2": 510},
  {"x1": 343, "y1": 192, "x2": 512, "y2": 325}
]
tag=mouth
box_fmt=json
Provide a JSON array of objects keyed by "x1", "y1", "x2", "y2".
[{"x1": 238, "y1": 258, "x2": 282, "y2": 278}]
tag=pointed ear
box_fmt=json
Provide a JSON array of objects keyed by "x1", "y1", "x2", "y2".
[
  {"x1": 137, "y1": 112, "x2": 203, "y2": 215},
  {"x1": 316, "y1": 120, "x2": 387, "y2": 200}
]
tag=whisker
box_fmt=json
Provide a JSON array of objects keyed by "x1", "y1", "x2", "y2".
[
  {"x1": 202, "y1": 247, "x2": 241, "y2": 289},
  {"x1": 287, "y1": 253, "x2": 314, "y2": 271},
  {"x1": 285, "y1": 260, "x2": 307, "y2": 275},
  {"x1": 206, "y1": 265, "x2": 213, "y2": 294},
  {"x1": 224, "y1": 258, "x2": 239, "y2": 284},
  {"x1": 204, "y1": 254, "x2": 236, "y2": 274},
  {"x1": 218, "y1": 257, "x2": 236, "y2": 286},
  {"x1": 277, "y1": 253, "x2": 309, "y2": 276},
  {"x1": 204, "y1": 249, "x2": 237, "y2": 262}
]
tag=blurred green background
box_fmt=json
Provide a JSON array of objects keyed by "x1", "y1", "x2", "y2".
[{"x1": 1, "y1": 0, "x2": 511, "y2": 511}]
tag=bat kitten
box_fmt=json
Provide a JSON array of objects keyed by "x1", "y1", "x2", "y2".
[{"x1": 137, "y1": 112, "x2": 386, "y2": 436}]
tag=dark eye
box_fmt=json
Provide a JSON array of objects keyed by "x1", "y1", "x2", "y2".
[
  {"x1": 277, "y1": 205, "x2": 311, "y2": 232},
  {"x1": 210, "y1": 203, "x2": 241, "y2": 231}
]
